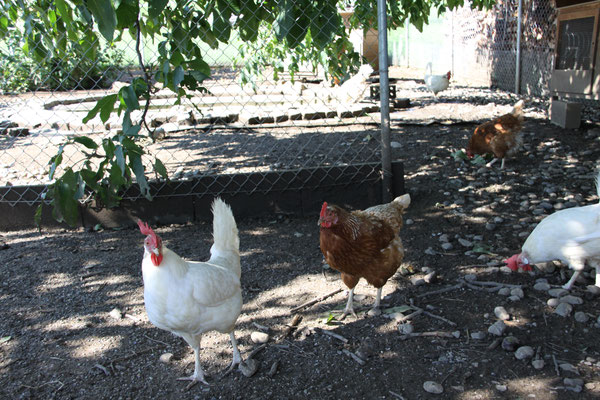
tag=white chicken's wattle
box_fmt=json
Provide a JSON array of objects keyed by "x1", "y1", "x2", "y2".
[
  {"x1": 138, "y1": 198, "x2": 242, "y2": 386},
  {"x1": 506, "y1": 171, "x2": 600, "y2": 289}
]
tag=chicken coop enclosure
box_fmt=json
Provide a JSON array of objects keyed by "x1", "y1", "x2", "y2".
[{"x1": 0, "y1": 0, "x2": 582, "y2": 230}]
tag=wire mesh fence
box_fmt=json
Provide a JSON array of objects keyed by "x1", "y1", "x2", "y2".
[{"x1": 0, "y1": 0, "x2": 578, "y2": 216}]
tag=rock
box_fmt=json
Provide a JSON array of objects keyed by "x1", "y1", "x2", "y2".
[
  {"x1": 109, "y1": 308, "x2": 123, "y2": 320},
  {"x1": 159, "y1": 353, "x2": 173, "y2": 363},
  {"x1": 564, "y1": 378, "x2": 584, "y2": 388},
  {"x1": 501, "y1": 336, "x2": 520, "y2": 351},
  {"x1": 405, "y1": 218, "x2": 414, "y2": 225},
  {"x1": 423, "y1": 381, "x2": 444, "y2": 394},
  {"x1": 390, "y1": 141, "x2": 402, "y2": 148},
  {"x1": 559, "y1": 295, "x2": 583, "y2": 305},
  {"x1": 424, "y1": 271, "x2": 437, "y2": 283},
  {"x1": 510, "y1": 288, "x2": 525, "y2": 299},
  {"x1": 548, "y1": 288, "x2": 569, "y2": 297},
  {"x1": 498, "y1": 287, "x2": 511, "y2": 296},
  {"x1": 554, "y1": 302, "x2": 573, "y2": 317},
  {"x1": 367, "y1": 307, "x2": 382, "y2": 316},
  {"x1": 239, "y1": 359, "x2": 259, "y2": 377},
  {"x1": 587, "y1": 285, "x2": 600, "y2": 295},
  {"x1": 533, "y1": 282, "x2": 551, "y2": 291},
  {"x1": 495, "y1": 384, "x2": 508, "y2": 392},
  {"x1": 559, "y1": 363, "x2": 579, "y2": 375},
  {"x1": 458, "y1": 238, "x2": 472, "y2": 247},
  {"x1": 441, "y1": 242, "x2": 454, "y2": 251},
  {"x1": 515, "y1": 346, "x2": 534, "y2": 360},
  {"x1": 508, "y1": 295, "x2": 521, "y2": 302},
  {"x1": 425, "y1": 247, "x2": 437, "y2": 255},
  {"x1": 410, "y1": 277, "x2": 426, "y2": 286},
  {"x1": 398, "y1": 323, "x2": 414, "y2": 335},
  {"x1": 464, "y1": 274, "x2": 477, "y2": 282},
  {"x1": 574, "y1": 312, "x2": 589, "y2": 323},
  {"x1": 532, "y1": 359, "x2": 545, "y2": 369},
  {"x1": 547, "y1": 298, "x2": 560, "y2": 307},
  {"x1": 470, "y1": 331, "x2": 486, "y2": 340},
  {"x1": 251, "y1": 331, "x2": 270, "y2": 344},
  {"x1": 494, "y1": 306, "x2": 510, "y2": 320},
  {"x1": 488, "y1": 321, "x2": 506, "y2": 336}
]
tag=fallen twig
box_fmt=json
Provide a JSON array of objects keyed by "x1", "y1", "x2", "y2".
[
  {"x1": 267, "y1": 360, "x2": 280, "y2": 377},
  {"x1": 290, "y1": 288, "x2": 343, "y2": 313},
  {"x1": 388, "y1": 390, "x2": 407, "y2": 400},
  {"x1": 395, "y1": 309, "x2": 423, "y2": 323},
  {"x1": 400, "y1": 331, "x2": 457, "y2": 340},
  {"x1": 124, "y1": 313, "x2": 141, "y2": 323},
  {"x1": 94, "y1": 363, "x2": 110, "y2": 376},
  {"x1": 460, "y1": 279, "x2": 499, "y2": 292},
  {"x1": 247, "y1": 343, "x2": 267, "y2": 360},
  {"x1": 314, "y1": 327, "x2": 348, "y2": 343},
  {"x1": 411, "y1": 305, "x2": 457, "y2": 326},
  {"x1": 552, "y1": 354, "x2": 560, "y2": 377},
  {"x1": 342, "y1": 349, "x2": 366, "y2": 366},
  {"x1": 468, "y1": 280, "x2": 523, "y2": 289},
  {"x1": 252, "y1": 322, "x2": 269, "y2": 332},
  {"x1": 143, "y1": 334, "x2": 169, "y2": 346},
  {"x1": 277, "y1": 314, "x2": 302, "y2": 342},
  {"x1": 416, "y1": 282, "x2": 463, "y2": 298},
  {"x1": 441, "y1": 365, "x2": 458, "y2": 385}
]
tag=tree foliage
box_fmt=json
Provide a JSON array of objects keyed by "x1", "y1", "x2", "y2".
[{"x1": 0, "y1": 0, "x2": 495, "y2": 227}]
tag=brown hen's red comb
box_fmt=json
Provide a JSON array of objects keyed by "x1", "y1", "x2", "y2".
[{"x1": 320, "y1": 202, "x2": 328, "y2": 218}]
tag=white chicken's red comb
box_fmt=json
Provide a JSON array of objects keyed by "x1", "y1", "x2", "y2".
[
  {"x1": 320, "y1": 202, "x2": 328, "y2": 218},
  {"x1": 137, "y1": 220, "x2": 155, "y2": 237}
]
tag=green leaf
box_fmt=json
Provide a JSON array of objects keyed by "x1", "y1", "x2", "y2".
[
  {"x1": 116, "y1": 0, "x2": 139, "y2": 29},
  {"x1": 310, "y1": 3, "x2": 340, "y2": 49},
  {"x1": 34, "y1": 205, "x2": 43, "y2": 229},
  {"x1": 109, "y1": 162, "x2": 127, "y2": 186},
  {"x1": 212, "y1": 8, "x2": 231, "y2": 43},
  {"x1": 173, "y1": 66, "x2": 184, "y2": 89},
  {"x1": 52, "y1": 168, "x2": 80, "y2": 227},
  {"x1": 119, "y1": 85, "x2": 140, "y2": 111},
  {"x1": 83, "y1": 94, "x2": 117, "y2": 124},
  {"x1": 0, "y1": 336, "x2": 11, "y2": 344},
  {"x1": 73, "y1": 136, "x2": 98, "y2": 149},
  {"x1": 148, "y1": 0, "x2": 168, "y2": 19},
  {"x1": 86, "y1": 0, "x2": 117, "y2": 42},
  {"x1": 129, "y1": 152, "x2": 151, "y2": 200},
  {"x1": 115, "y1": 144, "x2": 126, "y2": 173},
  {"x1": 154, "y1": 158, "x2": 168, "y2": 179},
  {"x1": 273, "y1": 0, "x2": 294, "y2": 42}
]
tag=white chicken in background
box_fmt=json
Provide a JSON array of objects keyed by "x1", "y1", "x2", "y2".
[
  {"x1": 332, "y1": 64, "x2": 374, "y2": 104},
  {"x1": 424, "y1": 62, "x2": 451, "y2": 96},
  {"x1": 138, "y1": 198, "x2": 243, "y2": 386},
  {"x1": 504, "y1": 171, "x2": 600, "y2": 290}
]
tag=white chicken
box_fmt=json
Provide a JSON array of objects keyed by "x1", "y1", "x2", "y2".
[
  {"x1": 138, "y1": 198, "x2": 242, "y2": 386},
  {"x1": 332, "y1": 64, "x2": 374, "y2": 104},
  {"x1": 424, "y1": 62, "x2": 451, "y2": 96},
  {"x1": 505, "y1": 171, "x2": 600, "y2": 289}
]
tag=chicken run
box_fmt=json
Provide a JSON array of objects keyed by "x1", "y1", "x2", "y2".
[{"x1": 3, "y1": 84, "x2": 600, "y2": 399}]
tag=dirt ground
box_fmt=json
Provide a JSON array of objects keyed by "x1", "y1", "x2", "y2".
[{"x1": 2, "y1": 90, "x2": 600, "y2": 399}]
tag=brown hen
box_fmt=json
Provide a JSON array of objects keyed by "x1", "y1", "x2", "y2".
[
  {"x1": 466, "y1": 100, "x2": 524, "y2": 169},
  {"x1": 318, "y1": 194, "x2": 411, "y2": 319}
]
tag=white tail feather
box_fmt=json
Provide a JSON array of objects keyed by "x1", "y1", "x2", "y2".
[{"x1": 209, "y1": 198, "x2": 240, "y2": 275}]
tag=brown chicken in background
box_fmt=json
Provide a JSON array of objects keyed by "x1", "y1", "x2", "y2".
[
  {"x1": 318, "y1": 194, "x2": 411, "y2": 319},
  {"x1": 466, "y1": 99, "x2": 524, "y2": 169}
]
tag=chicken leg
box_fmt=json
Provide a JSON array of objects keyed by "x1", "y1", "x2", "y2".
[
  {"x1": 224, "y1": 332, "x2": 242, "y2": 373},
  {"x1": 367, "y1": 287, "x2": 383, "y2": 316},
  {"x1": 177, "y1": 347, "x2": 209, "y2": 388},
  {"x1": 339, "y1": 287, "x2": 358, "y2": 320}
]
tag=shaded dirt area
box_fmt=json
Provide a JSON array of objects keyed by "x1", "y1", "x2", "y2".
[{"x1": 2, "y1": 97, "x2": 600, "y2": 399}]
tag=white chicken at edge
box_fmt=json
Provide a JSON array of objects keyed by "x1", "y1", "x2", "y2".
[
  {"x1": 505, "y1": 171, "x2": 600, "y2": 290},
  {"x1": 424, "y1": 62, "x2": 451, "y2": 96},
  {"x1": 138, "y1": 198, "x2": 243, "y2": 386}
]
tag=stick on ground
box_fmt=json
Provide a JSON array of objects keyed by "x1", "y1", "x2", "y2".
[{"x1": 290, "y1": 288, "x2": 343, "y2": 313}]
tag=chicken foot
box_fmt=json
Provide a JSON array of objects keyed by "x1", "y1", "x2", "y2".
[
  {"x1": 177, "y1": 346, "x2": 210, "y2": 388},
  {"x1": 223, "y1": 332, "x2": 242, "y2": 374}
]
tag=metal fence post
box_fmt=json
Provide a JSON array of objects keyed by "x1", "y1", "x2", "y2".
[
  {"x1": 515, "y1": 0, "x2": 523, "y2": 94},
  {"x1": 377, "y1": 0, "x2": 392, "y2": 202}
]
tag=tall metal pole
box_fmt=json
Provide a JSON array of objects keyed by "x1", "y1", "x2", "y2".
[
  {"x1": 515, "y1": 0, "x2": 523, "y2": 94},
  {"x1": 377, "y1": 0, "x2": 392, "y2": 202}
]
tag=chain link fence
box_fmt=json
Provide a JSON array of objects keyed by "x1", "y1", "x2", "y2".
[{"x1": 0, "y1": 0, "x2": 576, "y2": 220}]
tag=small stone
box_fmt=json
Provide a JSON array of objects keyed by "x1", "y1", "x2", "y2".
[
  {"x1": 424, "y1": 271, "x2": 437, "y2": 283},
  {"x1": 441, "y1": 242, "x2": 454, "y2": 251},
  {"x1": 159, "y1": 353, "x2": 173, "y2": 363},
  {"x1": 510, "y1": 288, "x2": 525, "y2": 299},
  {"x1": 398, "y1": 323, "x2": 414, "y2": 335},
  {"x1": 250, "y1": 331, "x2": 270, "y2": 344},
  {"x1": 423, "y1": 381, "x2": 444, "y2": 394},
  {"x1": 405, "y1": 219, "x2": 414, "y2": 225},
  {"x1": 554, "y1": 302, "x2": 573, "y2": 317},
  {"x1": 587, "y1": 285, "x2": 600, "y2": 295},
  {"x1": 494, "y1": 306, "x2": 510, "y2": 320},
  {"x1": 239, "y1": 358, "x2": 259, "y2": 377},
  {"x1": 464, "y1": 274, "x2": 477, "y2": 282},
  {"x1": 574, "y1": 312, "x2": 589, "y2": 323},
  {"x1": 470, "y1": 331, "x2": 486, "y2": 340},
  {"x1": 425, "y1": 247, "x2": 437, "y2": 255},
  {"x1": 367, "y1": 307, "x2": 382, "y2": 316},
  {"x1": 547, "y1": 298, "x2": 560, "y2": 307},
  {"x1": 488, "y1": 320, "x2": 506, "y2": 336},
  {"x1": 458, "y1": 238, "x2": 472, "y2": 247},
  {"x1": 515, "y1": 346, "x2": 535, "y2": 360},
  {"x1": 559, "y1": 295, "x2": 583, "y2": 305},
  {"x1": 410, "y1": 277, "x2": 426, "y2": 286},
  {"x1": 501, "y1": 336, "x2": 520, "y2": 351},
  {"x1": 495, "y1": 384, "x2": 508, "y2": 392},
  {"x1": 109, "y1": 308, "x2": 123, "y2": 320},
  {"x1": 532, "y1": 359, "x2": 545, "y2": 369},
  {"x1": 559, "y1": 363, "x2": 579, "y2": 374},
  {"x1": 549, "y1": 288, "x2": 568, "y2": 297},
  {"x1": 508, "y1": 295, "x2": 521, "y2": 302},
  {"x1": 564, "y1": 378, "x2": 584, "y2": 387},
  {"x1": 533, "y1": 282, "x2": 551, "y2": 291},
  {"x1": 498, "y1": 287, "x2": 511, "y2": 296}
]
